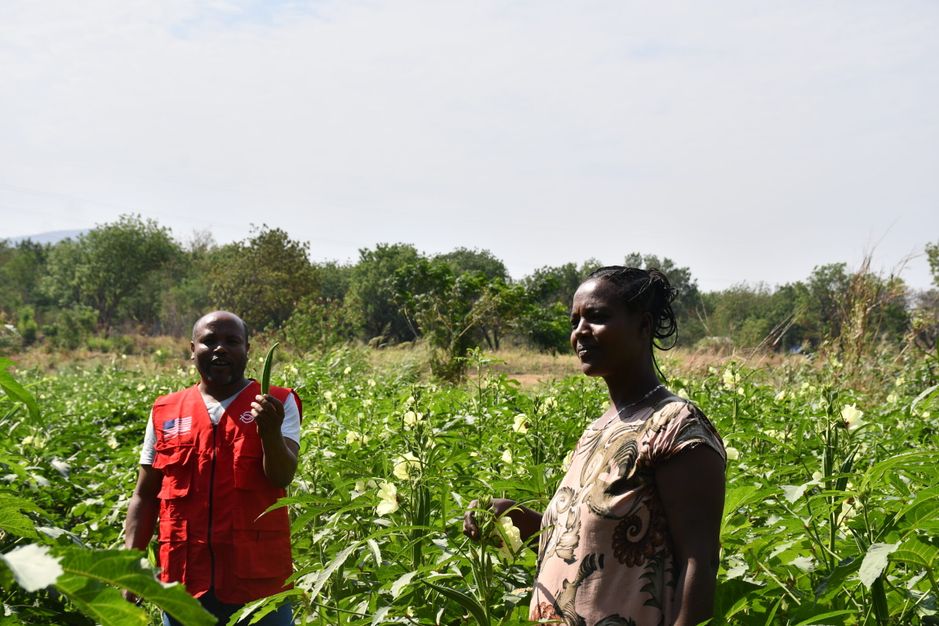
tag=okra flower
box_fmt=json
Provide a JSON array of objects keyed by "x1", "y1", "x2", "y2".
[
  {"x1": 722, "y1": 368, "x2": 740, "y2": 391},
  {"x1": 497, "y1": 516, "x2": 523, "y2": 561},
  {"x1": 840, "y1": 404, "x2": 865, "y2": 432},
  {"x1": 403, "y1": 411, "x2": 422, "y2": 429},
  {"x1": 512, "y1": 414, "x2": 529, "y2": 434},
  {"x1": 376, "y1": 482, "x2": 398, "y2": 515},
  {"x1": 392, "y1": 452, "x2": 421, "y2": 480}
]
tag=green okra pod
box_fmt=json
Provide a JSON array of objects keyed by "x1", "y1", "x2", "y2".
[{"x1": 260, "y1": 342, "x2": 279, "y2": 395}]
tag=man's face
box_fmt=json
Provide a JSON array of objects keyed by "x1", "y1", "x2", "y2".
[{"x1": 190, "y1": 313, "x2": 249, "y2": 387}]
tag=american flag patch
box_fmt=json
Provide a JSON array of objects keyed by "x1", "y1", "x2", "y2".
[{"x1": 162, "y1": 416, "x2": 192, "y2": 439}]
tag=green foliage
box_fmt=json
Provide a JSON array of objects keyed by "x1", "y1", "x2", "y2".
[
  {"x1": 16, "y1": 307, "x2": 38, "y2": 347},
  {"x1": 54, "y1": 549, "x2": 215, "y2": 626},
  {"x1": 519, "y1": 261, "x2": 600, "y2": 352},
  {"x1": 0, "y1": 358, "x2": 39, "y2": 419},
  {"x1": 3, "y1": 217, "x2": 933, "y2": 360},
  {"x1": 284, "y1": 296, "x2": 356, "y2": 351},
  {"x1": 207, "y1": 226, "x2": 318, "y2": 332},
  {"x1": 435, "y1": 248, "x2": 509, "y2": 282},
  {"x1": 392, "y1": 259, "x2": 481, "y2": 379},
  {"x1": 39, "y1": 215, "x2": 182, "y2": 330},
  {"x1": 0, "y1": 363, "x2": 214, "y2": 625},
  {"x1": 345, "y1": 244, "x2": 423, "y2": 344},
  {"x1": 155, "y1": 230, "x2": 220, "y2": 336},
  {"x1": 700, "y1": 284, "x2": 784, "y2": 349},
  {"x1": 313, "y1": 261, "x2": 354, "y2": 302},
  {"x1": 43, "y1": 305, "x2": 98, "y2": 350},
  {"x1": 0, "y1": 240, "x2": 49, "y2": 317},
  {"x1": 1, "y1": 340, "x2": 939, "y2": 623},
  {"x1": 926, "y1": 242, "x2": 939, "y2": 289}
]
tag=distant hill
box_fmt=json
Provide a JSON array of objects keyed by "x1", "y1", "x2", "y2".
[{"x1": 8, "y1": 229, "x2": 86, "y2": 245}]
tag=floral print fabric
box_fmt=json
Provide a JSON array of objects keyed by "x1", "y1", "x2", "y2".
[{"x1": 529, "y1": 397, "x2": 725, "y2": 626}]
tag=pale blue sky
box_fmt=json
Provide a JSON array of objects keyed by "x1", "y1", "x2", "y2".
[{"x1": 1, "y1": 1, "x2": 937, "y2": 290}]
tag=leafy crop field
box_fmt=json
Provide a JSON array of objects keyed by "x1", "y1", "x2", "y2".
[{"x1": 0, "y1": 348, "x2": 937, "y2": 625}]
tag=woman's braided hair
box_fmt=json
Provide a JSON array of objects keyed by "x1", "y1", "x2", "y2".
[{"x1": 586, "y1": 265, "x2": 679, "y2": 352}]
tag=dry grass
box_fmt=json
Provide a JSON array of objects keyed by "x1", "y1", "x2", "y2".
[
  {"x1": 9, "y1": 335, "x2": 189, "y2": 374},
  {"x1": 364, "y1": 343, "x2": 803, "y2": 388},
  {"x1": 8, "y1": 335, "x2": 806, "y2": 389}
]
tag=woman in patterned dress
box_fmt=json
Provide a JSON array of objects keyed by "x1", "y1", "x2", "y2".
[{"x1": 464, "y1": 267, "x2": 726, "y2": 626}]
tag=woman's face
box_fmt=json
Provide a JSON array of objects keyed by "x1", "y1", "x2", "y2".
[{"x1": 570, "y1": 278, "x2": 650, "y2": 378}]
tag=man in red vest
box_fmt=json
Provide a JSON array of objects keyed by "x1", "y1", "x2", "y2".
[{"x1": 123, "y1": 311, "x2": 301, "y2": 625}]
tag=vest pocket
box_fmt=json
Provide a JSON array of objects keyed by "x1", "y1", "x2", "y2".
[
  {"x1": 158, "y1": 519, "x2": 188, "y2": 583},
  {"x1": 153, "y1": 442, "x2": 194, "y2": 500},
  {"x1": 232, "y1": 529, "x2": 292, "y2": 580}
]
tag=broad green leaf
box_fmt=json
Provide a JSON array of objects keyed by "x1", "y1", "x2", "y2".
[
  {"x1": 891, "y1": 537, "x2": 939, "y2": 570},
  {"x1": 724, "y1": 485, "x2": 764, "y2": 513},
  {"x1": 895, "y1": 492, "x2": 939, "y2": 535},
  {"x1": 859, "y1": 542, "x2": 899, "y2": 589},
  {"x1": 861, "y1": 451, "x2": 939, "y2": 491},
  {"x1": 713, "y1": 578, "x2": 763, "y2": 620},
  {"x1": 54, "y1": 580, "x2": 149, "y2": 626},
  {"x1": 56, "y1": 549, "x2": 215, "y2": 626},
  {"x1": 0, "y1": 359, "x2": 39, "y2": 420},
  {"x1": 0, "y1": 492, "x2": 41, "y2": 538}
]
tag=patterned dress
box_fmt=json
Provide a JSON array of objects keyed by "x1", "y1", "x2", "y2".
[{"x1": 529, "y1": 396, "x2": 725, "y2": 626}]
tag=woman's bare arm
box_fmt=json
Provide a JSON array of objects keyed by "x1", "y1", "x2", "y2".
[{"x1": 655, "y1": 445, "x2": 725, "y2": 626}]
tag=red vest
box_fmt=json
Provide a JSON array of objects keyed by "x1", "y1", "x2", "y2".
[{"x1": 151, "y1": 381, "x2": 299, "y2": 604}]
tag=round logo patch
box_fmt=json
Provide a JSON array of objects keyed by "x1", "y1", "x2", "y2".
[{"x1": 239, "y1": 410, "x2": 256, "y2": 424}]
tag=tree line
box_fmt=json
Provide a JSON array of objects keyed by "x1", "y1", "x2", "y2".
[{"x1": 1, "y1": 215, "x2": 937, "y2": 377}]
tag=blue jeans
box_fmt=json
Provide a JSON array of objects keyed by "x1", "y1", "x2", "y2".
[{"x1": 162, "y1": 589, "x2": 293, "y2": 626}]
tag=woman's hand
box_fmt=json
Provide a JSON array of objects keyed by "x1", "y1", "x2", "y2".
[
  {"x1": 463, "y1": 498, "x2": 517, "y2": 540},
  {"x1": 463, "y1": 498, "x2": 543, "y2": 544}
]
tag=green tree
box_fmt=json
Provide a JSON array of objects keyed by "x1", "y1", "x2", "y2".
[
  {"x1": 433, "y1": 248, "x2": 521, "y2": 349},
  {"x1": 313, "y1": 261, "x2": 354, "y2": 302},
  {"x1": 40, "y1": 216, "x2": 181, "y2": 331},
  {"x1": 0, "y1": 239, "x2": 49, "y2": 317},
  {"x1": 434, "y1": 248, "x2": 508, "y2": 281},
  {"x1": 927, "y1": 241, "x2": 939, "y2": 288},
  {"x1": 345, "y1": 244, "x2": 423, "y2": 344},
  {"x1": 519, "y1": 260, "x2": 601, "y2": 352},
  {"x1": 796, "y1": 263, "x2": 852, "y2": 344},
  {"x1": 700, "y1": 284, "x2": 777, "y2": 348},
  {"x1": 206, "y1": 227, "x2": 317, "y2": 331},
  {"x1": 393, "y1": 258, "x2": 512, "y2": 379},
  {"x1": 158, "y1": 232, "x2": 219, "y2": 336}
]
